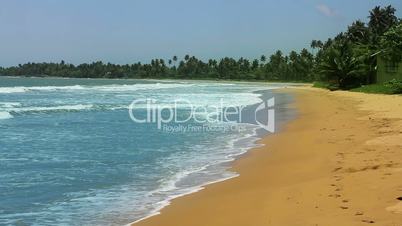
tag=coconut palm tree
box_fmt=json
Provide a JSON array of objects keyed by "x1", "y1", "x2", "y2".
[
  {"x1": 310, "y1": 40, "x2": 317, "y2": 49},
  {"x1": 310, "y1": 40, "x2": 322, "y2": 55},
  {"x1": 316, "y1": 40, "x2": 324, "y2": 49},
  {"x1": 347, "y1": 20, "x2": 369, "y2": 43},
  {"x1": 368, "y1": 5, "x2": 398, "y2": 37},
  {"x1": 172, "y1": 56, "x2": 178, "y2": 67},
  {"x1": 260, "y1": 55, "x2": 266, "y2": 63},
  {"x1": 319, "y1": 41, "x2": 367, "y2": 89}
]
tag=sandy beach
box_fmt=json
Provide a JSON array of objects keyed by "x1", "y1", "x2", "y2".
[{"x1": 133, "y1": 87, "x2": 402, "y2": 226}]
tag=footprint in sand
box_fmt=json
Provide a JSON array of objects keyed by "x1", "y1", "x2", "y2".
[
  {"x1": 386, "y1": 199, "x2": 402, "y2": 214},
  {"x1": 328, "y1": 194, "x2": 342, "y2": 198},
  {"x1": 333, "y1": 167, "x2": 343, "y2": 172},
  {"x1": 355, "y1": 211, "x2": 364, "y2": 216},
  {"x1": 362, "y1": 219, "x2": 375, "y2": 224}
]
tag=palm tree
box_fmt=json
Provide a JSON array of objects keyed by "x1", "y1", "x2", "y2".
[
  {"x1": 310, "y1": 40, "x2": 319, "y2": 55},
  {"x1": 368, "y1": 5, "x2": 397, "y2": 37},
  {"x1": 251, "y1": 59, "x2": 259, "y2": 70},
  {"x1": 347, "y1": 20, "x2": 369, "y2": 43},
  {"x1": 208, "y1": 59, "x2": 215, "y2": 67},
  {"x1": 310, "y1": 40, "x2": 317, "y2": 49},
  {"x1": 260, "y1": 55, "x2": 266, "y2": 63},
  {"x1": 319, "y1": 41, "x2": 367, "y2": 89},
  {"x1": 172, "y1": 56, "x2": 178, "y2": 67},
  {"x1": 316, "y1": 40, "x2": 324, "y2": 49}
]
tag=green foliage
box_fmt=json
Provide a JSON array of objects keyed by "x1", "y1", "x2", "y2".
[
  {"x1": 310, "y1": 40, "x2": 323, "y2": 49},
  {"x1": 0, "y1": 50, "x2": 317, "y2": 82},
  {"x1": 311, "y1": 5, "x2": 400, "y2": 91},
  {"x1": 385, "y1": 79, "x2": 402, "y2": 94},
  {"x1": 351, "y1": 79, "x2": 402, "y2": 94},
  {"x1": 368, "y1": 5, "x2": 398, "y2": 38},
  {"x1": 351, "y1": 84, "x2": 394, "y2": 94},
  {"x1": 347, "y1": 20, "x2": 370, "y2": 44},
  {"x1": 317, "y1": 40, "x2": 367, "y2": 89},
  {"x1": 380, "y1": 24, "x2": 402, "y2": 62}
]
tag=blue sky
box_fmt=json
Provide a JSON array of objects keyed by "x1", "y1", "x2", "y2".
[{"x1": 0, "y1": 0, "x2": 401, "y2": 66}]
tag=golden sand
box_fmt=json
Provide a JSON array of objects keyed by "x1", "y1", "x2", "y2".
[{"x1": 133, "y1": 87, "x2": 402, "y2": 226}]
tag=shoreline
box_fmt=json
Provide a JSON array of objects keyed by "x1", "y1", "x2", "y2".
[
  {"x1": 132, "y1": 87, "x2": 402, "y2": 226},
  {"x1": 126, "y1": 87, "x2": 296, "y2": 225}
]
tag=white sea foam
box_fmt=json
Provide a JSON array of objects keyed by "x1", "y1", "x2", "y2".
[
  {"x1": 0, "y1": 87, "x2": 28, "y2": 93},
  {"x1": 0, "y1": 85, "x2": 86, "y2": 93},
  {"x1": 29, "y1": 85, "x2": 85, "y2": 91},
  {"x1": 0, "y1": 103, "x2": 95, "y2": 118},
  {"x1": 0, "y1": 102, "x2": 21, "y2": 108},
  {"x1": 93, "y1": 83, "x2": 192, "y2": 92},
  {"x1": 0, "y1": 111, "x2": 13, "y2": 120},
  {"x1": 9, "y1": 104, "x2": 94, "y2": 113},
  {"x1": 128, "y1": 124, "x2": 261, "y2": 225},
  {"x1": 0, "y1": 83, "x2": 193, "y2": 94}
]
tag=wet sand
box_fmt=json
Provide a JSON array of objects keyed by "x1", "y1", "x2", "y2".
[{"x1": 133, "y1": 87, "x2": 402, "y2": 226}]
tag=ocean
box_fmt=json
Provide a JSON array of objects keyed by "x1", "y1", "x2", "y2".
[{"x1": 0, "y1": 77, "x2": 295, "y2": 226}]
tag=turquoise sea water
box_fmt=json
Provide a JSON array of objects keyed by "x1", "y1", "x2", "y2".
[{"x1": 0, "y1": 77, "x2": 294, "y2": 226}]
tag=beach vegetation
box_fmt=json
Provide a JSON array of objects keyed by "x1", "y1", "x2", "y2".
[{"x1": 351, "y1": 79, "x2": 402, "y2": 94}]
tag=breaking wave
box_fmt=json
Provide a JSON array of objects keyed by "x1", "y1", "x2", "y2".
[{"x1": 0, "y1": 83, "x2": 193, "y2": 94}]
